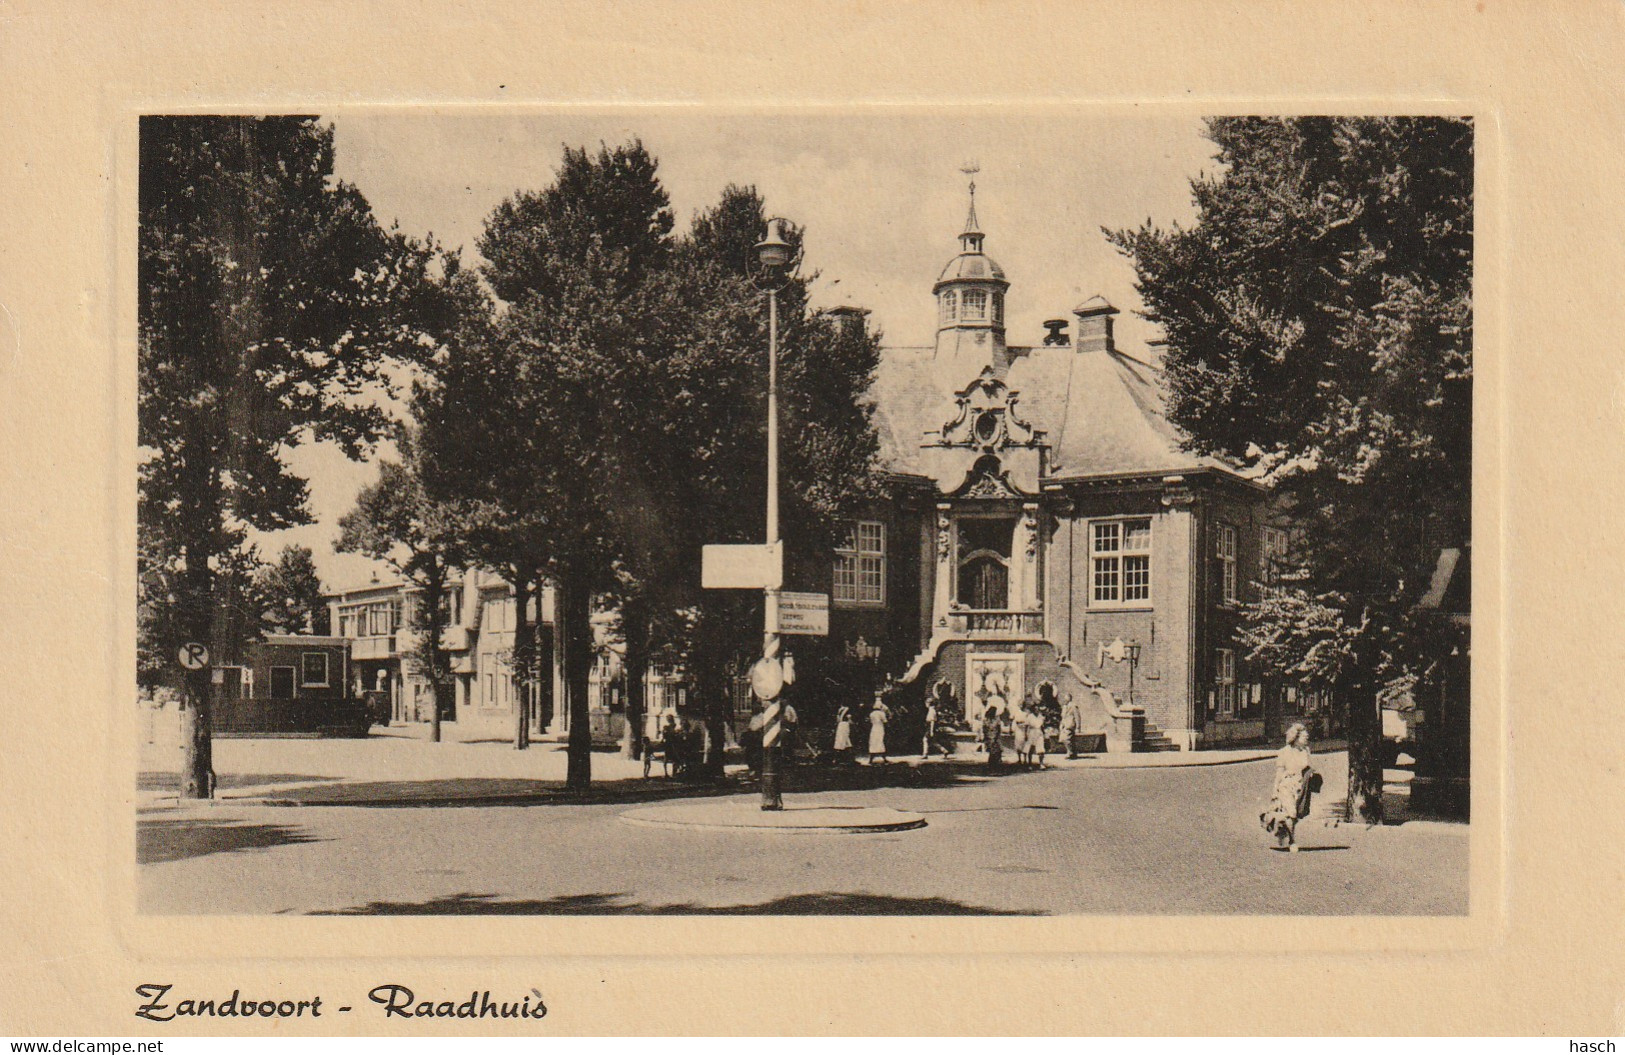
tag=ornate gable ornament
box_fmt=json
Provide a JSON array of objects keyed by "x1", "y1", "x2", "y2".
[
  {"x1": 926, "y1": 366, "x2": 1046, "y2": 453},
  {"x1": 951, "y1": 454, "x2": 1026, "y2": 499}
]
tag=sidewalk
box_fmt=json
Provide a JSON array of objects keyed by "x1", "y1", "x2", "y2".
[
  {"x1": 143, "y1": 720, "x2": 1293, "y2": 811},
  {"x1": 139, "y1": 724, "x2": 720, "y2": 810},
  {"x1": 140, "y1": 721, "x2": 1459, "y2": 825}
]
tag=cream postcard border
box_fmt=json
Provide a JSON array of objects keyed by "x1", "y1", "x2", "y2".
[{"x1": 3, "y1": 0, "x2": 1617, "y2": 1035}]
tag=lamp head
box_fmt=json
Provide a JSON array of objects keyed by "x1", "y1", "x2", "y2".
[{"x1": 755, "y1": 218, "x2": 794, "y2": 269}]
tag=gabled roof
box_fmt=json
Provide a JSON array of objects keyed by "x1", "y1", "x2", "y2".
[{"x1": 868, "y1": 341, "x2": 1234, "y2": 485}]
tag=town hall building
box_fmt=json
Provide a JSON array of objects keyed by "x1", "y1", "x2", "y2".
[{"x1": 823, "y1": 189, "x2": 1307, "y2": 750}]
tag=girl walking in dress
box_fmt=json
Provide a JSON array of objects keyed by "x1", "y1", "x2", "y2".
[
  {"x1": 832, "y1": 705, "x2": 854, "y2": 764},
  {"x1": 981, "y1": 704, "x2": 1005, "y2": 770},
  {"x1": 867, "y1": 696, "x2": 890, "y2": 764},
  {"x1": 1260, "y1": 723, "x2": 1318, "y2": 852}
]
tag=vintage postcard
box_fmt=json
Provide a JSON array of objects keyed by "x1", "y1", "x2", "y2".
[{"x1": 2, "y1": 0, "x2": 1622, "y2": 1037}]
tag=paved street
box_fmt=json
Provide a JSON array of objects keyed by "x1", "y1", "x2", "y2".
[{"x1": 139, "y1": 741, "x2": 1468, "y2": 916}]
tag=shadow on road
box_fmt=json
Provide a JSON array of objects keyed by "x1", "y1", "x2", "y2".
[
  {"x1": 1320, "y1": 787, "x2": 1469, "y2": 827},
  {"x1": 221, "y1": 758, "x2": 1044, "y2": 807},
  {"x1": 766, "y1": 758, "x2": 1043, "y2": 794},
  {"x1": 310, "y1": 890, "x2": 1038, "y2": 916},
  {"x1": 139, "y1": 772, "x2": 341, "y2": 793},
  {"x1": 138, "y1": 817, "x2": 324, "y2": 865}
]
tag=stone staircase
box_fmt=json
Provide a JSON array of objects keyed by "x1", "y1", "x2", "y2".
[{"x1": 1135, "y1": 719, "x2": 1180, "y2": 752}]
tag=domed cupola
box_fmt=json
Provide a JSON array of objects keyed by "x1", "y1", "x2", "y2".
[{"x1": 934, "y1": 170, "x2": 1010, "y2": 367}]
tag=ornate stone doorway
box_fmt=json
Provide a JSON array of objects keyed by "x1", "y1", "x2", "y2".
[{"x1": 966, "y1": 652, "x2": 1023, "y2": 732}]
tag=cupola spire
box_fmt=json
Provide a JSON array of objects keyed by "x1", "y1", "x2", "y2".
[
  {"x1": 935, "y1": 163, "x2": 1009, "y2": 367},
  {"x1": 959, "y1": 161, "x2": 984, "y2": 253}
]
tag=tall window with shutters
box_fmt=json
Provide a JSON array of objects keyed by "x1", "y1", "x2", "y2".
[{"x1": 833, "y1": 521, "x2": 886, "y2": 607}]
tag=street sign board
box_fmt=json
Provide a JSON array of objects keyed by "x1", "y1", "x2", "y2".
[
  {"x1": 778, "y1": 591, "x2": 829, "y2": 636},
  {"x1": 177, "y1": 642, "x2": 209, "y2": 670},
  {"x1": 702, "y1": 542, "x2": 782, "y2": 589},
  {"x1": 749, "y1": 656, "x2": 784, "y2": 701}
]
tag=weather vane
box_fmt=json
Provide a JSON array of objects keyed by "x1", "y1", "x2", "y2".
[{"x1": 960, "y1": 160, "x2": 980, "y2": 200}]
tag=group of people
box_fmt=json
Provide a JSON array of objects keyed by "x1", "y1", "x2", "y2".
[
  {"x1": 831, "y1": 697, "x2": 899, "y2": 764},
  {"x1": 641, "y1": 709, "x2": 706, "y2": 780},
  {"x1": 652, "y1": 685, "x2": 1323, "y2": 853},
  {"x1": 978, "y1": 702, "x2": 1050, "y2": 768},
  {"x1": 825, "y1": 694, "x2": 1063, "y2": 768}
]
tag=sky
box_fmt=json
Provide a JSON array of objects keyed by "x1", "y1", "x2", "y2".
[{"x1": 256, "y1": 110, "x2": 1223, "y2": 593}]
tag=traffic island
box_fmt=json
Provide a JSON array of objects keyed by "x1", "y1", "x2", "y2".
[{"x1": 619, "y1": 800, "x2": 927, "y2": 833}]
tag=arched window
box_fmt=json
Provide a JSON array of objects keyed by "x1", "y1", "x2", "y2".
[
  {"x1": 955, "y1": 516, "x2": 1014, "y2": 610},
  {"x1": 940, "y1": 290, "x2": 957, "y2": 323},
  {"x1": 992, "y1": 291, "x2": 1004, "y2": 325},
  {"x1": 962, "y1": 288, "x2": 987, "y2": 321}
]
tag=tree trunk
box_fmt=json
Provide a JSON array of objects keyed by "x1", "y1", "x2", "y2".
[
  {"x1": 1344, "y1": 680, "x2": 1385, "y2": 824},
  {"x1": 621, "y1": 600, "x2": 648, "y2": 760},
  {"x1": 180, "y1": 666, "x2": 214, "y2": 799},
  {"x1": 179, "y1": 550, "x2": 215, "y2": 799},
  {"x1": 685, "y1": 607, "x2": 744, "y2": 780},
  {"x1": 691, "y1": 614, "x2": 734, "y2": 782},
  {"x1": 423, "y1": 562, "x2": 447, "y2": 744},
  {"x1": 511, "y1": 569, "x2": 534, "y2": 751},
  {"x1": 701, "y1": 688, "x2": 731, "y2": 781},
  {"x1": 562, "y1": 575, "x2": 594, "y2": 793}
]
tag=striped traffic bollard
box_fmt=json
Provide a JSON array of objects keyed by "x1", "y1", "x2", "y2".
[{"x1": 755, "y1": 631, "x2": 785, "y2": 811}]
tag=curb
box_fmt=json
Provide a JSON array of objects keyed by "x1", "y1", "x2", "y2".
[
  {"x1": 619, "y1": 803, "x2": 928, "y2": 834},
  {"x1": 139, "y1": 753, "x2": 1289, "y2": 810},
  {"x1": 214, "y1": 780, "x2": 749, "y2": 810}
]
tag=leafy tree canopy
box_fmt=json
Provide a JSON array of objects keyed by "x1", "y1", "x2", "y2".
[
  {"x1": 137, "y1": 113, "x2": 474, "y2": 738},
  {"x1": 1109, "y1": 116, "x2": 1472, "y2": 686},
  {"x1": 255, "y1": 544, "x2": 329, "y2": 635}
]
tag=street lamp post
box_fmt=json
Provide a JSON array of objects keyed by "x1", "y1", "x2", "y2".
[{"x1": 752, "y1": 218, "x2": 799, "y2": 812}]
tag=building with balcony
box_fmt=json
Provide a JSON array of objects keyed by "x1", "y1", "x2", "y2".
[
  {"x1": 824, "y1": 188, "x2": 1294, "y2": 750},
  {"x1": 328, "y1": 570, "x2": 569, "y2": 740}
]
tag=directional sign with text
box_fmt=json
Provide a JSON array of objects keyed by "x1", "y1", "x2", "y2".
[
  {"x1": 701, "y1": 542, "x2": 782, "y2": 590},
  {"x1": 778, "y1": 591, "x2": 829, "y2": 636}
]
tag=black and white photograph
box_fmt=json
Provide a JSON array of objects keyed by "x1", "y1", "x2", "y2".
[{"x1": 135, "y1": 110, "x2": 1473, "y2": 918}]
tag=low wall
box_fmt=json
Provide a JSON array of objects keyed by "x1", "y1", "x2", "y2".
[{"x1": 213, "y1": 696, "x2": 371, "y2": 737}]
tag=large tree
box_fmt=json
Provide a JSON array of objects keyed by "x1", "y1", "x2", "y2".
[
  {"x1": 1109, "y1": 116, "x2": 1472, "y2": 821},
  {"x1": 139, "y1": 115, "x2": 466, "y2": 797},
  {"x1": 608, "y1": 185, "x2": 885, "y2": 773},
  {"x1": 418, "y1": 141, "x2": 669, "y2": 781},
  {"x1": 419, "y1": 148, "x2": 884, "y2": 791},
  {"x1": 336, "y1": 447, "x2": 467, "y2": 742}
]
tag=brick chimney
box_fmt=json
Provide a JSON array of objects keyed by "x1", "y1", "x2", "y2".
[
  {"x1": 1072, "y1": 295, "x2": 1118, "y2": 354},
  {"x1": 827, "y1": 305, "x2": 871, "y2": 339}
]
